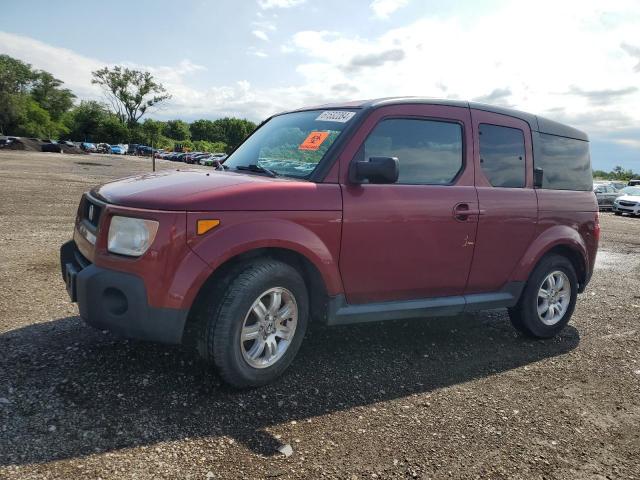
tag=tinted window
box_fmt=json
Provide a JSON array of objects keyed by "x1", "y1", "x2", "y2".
[
  {"x1": 363, "y1": 118, "x2": 463, "y2": 185},
  {"x1": 537, "y1": 134, "x2": 592, "y2": 191},
  {"x1": 479, "y1": 124, "x2": 526, "y2": 188}
]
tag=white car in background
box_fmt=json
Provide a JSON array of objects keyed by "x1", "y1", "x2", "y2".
[{"x1": 613, "y1": 186, "x2": 640, "y2": 216}]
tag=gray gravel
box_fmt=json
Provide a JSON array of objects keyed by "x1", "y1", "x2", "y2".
[{"x1": 0, "y1": 150, "x2": 639, "y2": 479}]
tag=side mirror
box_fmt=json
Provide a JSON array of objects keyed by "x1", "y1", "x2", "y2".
[
  {"x1": 533, "y1": 167, "x2": 544, "y2": 189},
  {"x1": 349, "y1": 156, "x2": 399, "y2": 184}
]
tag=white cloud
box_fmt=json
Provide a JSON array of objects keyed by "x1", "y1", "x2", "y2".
[
  {"x1": 247, "y1": 47, "x2": 268, "y2": 58},
  {"x1": 257, "y1": 0, "x2": 305, "y2": 9},
  {"x1": 252, "y1": 30, "x2": 269, "y2": 41},
  {"x1": 288, "y1": 0, "x2": 640, "y2": 146},
  {"x1": 370, "y1": 0, "x2": 409, "y2": 19},
  {"x1": 2, "y1": 0, "x2": 640, "y2": 155}
]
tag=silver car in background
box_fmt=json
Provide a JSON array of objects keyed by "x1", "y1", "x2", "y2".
[{"x1": 613, "y1": 186, "x2": 640, "y2": 216}]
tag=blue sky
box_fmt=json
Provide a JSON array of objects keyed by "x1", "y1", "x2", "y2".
[{"x1": 1, "y1": 0, "x2": 639, "y2": 171}]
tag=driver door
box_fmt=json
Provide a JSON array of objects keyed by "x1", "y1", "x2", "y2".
[{"x1": 338, "y1": 104, "x2": 478, "y2": 304}]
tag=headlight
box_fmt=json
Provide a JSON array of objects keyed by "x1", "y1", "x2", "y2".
[{"x1": 107, "y1": 216, "x2": 159, "y2": 257}]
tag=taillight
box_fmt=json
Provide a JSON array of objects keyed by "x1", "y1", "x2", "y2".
[{"x1": 594, "y1": 211, "x2": 600, "y2": 241}]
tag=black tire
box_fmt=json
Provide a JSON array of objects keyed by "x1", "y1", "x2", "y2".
[
  {"x1": 199, "y1": 259, "x2": 309, "y2": 388},
  {"x1": 614, "y1": 211, "x2": 622, "y2": 216},
  {"x1": 508, "y1": 254, "x2": 578, "y2": 339}
]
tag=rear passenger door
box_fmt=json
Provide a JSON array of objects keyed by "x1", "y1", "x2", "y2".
[{"x1": 465, "y1": 110, "x2": 538, "y2": 294}]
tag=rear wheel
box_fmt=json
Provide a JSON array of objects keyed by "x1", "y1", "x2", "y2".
[
  {"x1": 509, "y1": 254, "x2": 578, "y2": 338},
  {"x1": 199, "y1": 259, "x2": 308, "y2": 388}
]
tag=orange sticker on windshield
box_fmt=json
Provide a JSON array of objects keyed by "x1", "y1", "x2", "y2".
[{"x1": 299, "y1": 131, "x2": 330, "y2": 151}]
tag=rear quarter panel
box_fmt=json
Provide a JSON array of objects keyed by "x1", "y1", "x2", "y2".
[{"x1": 511, "y1": 190, "x2": 598, "y2": 283}]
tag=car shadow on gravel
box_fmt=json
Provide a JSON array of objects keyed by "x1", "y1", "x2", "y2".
[{"x1": 0, "y1": 311, "x2": 579, "y2": 466}]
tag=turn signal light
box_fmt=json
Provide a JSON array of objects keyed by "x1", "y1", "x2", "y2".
[{"x1": 197, "y1": 219, "x2": 220, "y2": 235}]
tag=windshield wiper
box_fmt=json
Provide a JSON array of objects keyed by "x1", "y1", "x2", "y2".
[{"x1": 235, "y1": 164, "x2": 278, "y2": 177}]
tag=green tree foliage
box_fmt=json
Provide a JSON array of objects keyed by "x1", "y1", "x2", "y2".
[
  {"x1": 91, "y1": 66, "x2": 171, "y2": 127},
  {"x1": 217, "y1": 117, "x2": 257, "y2": 151},
  {"x1": 593, "y1": 166, "x2": 639, "y2": 181},
  {"x1": 190, "y1": 119, "x2": 225, "y2": 142},
  {"x1": 163, "y1": 119, "x2": 191, "y2": 141},
  {"x1": 0, "y1": 55, "x2": 70, "y2": 136},
  {"x1": 192, "y1": 140, "x2": 227, "y2": 153},
  {"x1": 30, "y1": 71, "x2": 75, "y2": 120}
]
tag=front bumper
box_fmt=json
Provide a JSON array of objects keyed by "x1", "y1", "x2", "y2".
[
  {"x1": 613, "y1": 203, "x2": 640, "y2": 214},
  {"x1": 60, "y1": 240, "x2": 188, "y2": 344}
]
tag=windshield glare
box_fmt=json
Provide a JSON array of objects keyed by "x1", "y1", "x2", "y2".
[
  {"x1": 223, "y1": 110, "x2": 357, "y2": 179},
  {"x1": 620, "y1": 186, "x2": 640, "y2": 196}
]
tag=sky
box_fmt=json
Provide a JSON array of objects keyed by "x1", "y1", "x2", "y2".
[{"x1": 1, "y1": 0, "x2": 639, "y2": 171}]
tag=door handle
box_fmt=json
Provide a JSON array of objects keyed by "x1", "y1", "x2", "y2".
[{"x1": 453, "y1": 203, "x2": 485, "y2": 220}]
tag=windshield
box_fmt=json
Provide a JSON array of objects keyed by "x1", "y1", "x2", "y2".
[
  {"x1": 223, "y1": 109, "x2": 357, "y2": 179},
  {"x1": 620, "y1": 186, "x2": 640, "y2": 196}
]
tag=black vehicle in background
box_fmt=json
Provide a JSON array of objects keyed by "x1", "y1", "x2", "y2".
[{"x1": 127, "y1": 144, "x2": 139, "y2": 155}]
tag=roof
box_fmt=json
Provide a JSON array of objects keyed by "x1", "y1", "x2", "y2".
[{"x1": 291, "y1": 97, "x2": 588, "y2": 141}]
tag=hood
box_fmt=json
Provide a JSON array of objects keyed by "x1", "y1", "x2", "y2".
[
  {"x1": 92, "y1": 169, "x2": 341, "y2": 211},
  {"x1": 616, "y1": 194, "x2": 640, "y2": 203}
]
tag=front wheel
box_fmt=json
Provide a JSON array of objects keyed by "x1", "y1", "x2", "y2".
[
  {"x1": 509, "y1": 254, "x2": 578, "y2": 338},
  {"x1": 200, "y1": 259, "x2": 309, "y2": 388}
]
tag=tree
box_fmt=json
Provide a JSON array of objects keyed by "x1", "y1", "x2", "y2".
[
  {"x1": 91, "y1": 66, "x2": 171, "y2": 127},
  {"x1": 30, "y1": 71, "x2": 75, "y2": 120},
  {"x1": 190, "y1": 119, "x2": 225, "y2": 142},
  {"x1": 0, "y1": 55, "x2": 36, "y2": 134},
  {"x1": 163, "y1": 119, "x2": 191, "y2": 141},
  {"x1": 63, "y1": 101, "x2": 110, "y2": 142},
  {"x1": 215, "y1": 117, "x2": 257, "y2": 151},
  {"x1": 0, "y1": 55, "x2": 74, "y2": 136},
  {"x1": 141, "y1": 119, "x2": 166, "y2": 145}
]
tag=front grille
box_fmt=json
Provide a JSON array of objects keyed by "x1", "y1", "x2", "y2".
[
  {"x1": 619, "y1": 201, "x2": 637, "y2": 207},
  {"x1": 83, "y1": 197, "x2": 102, "y2": 228}
]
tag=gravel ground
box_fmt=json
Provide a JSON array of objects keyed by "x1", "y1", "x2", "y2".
[{"x1": 0, "y1": 150, "x2": 639, "y2": 479}]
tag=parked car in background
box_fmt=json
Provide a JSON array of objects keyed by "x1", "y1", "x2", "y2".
[
  {"x1": 610, "y1": 181, "x2": 626, "y2": 191},
  {"x1": 42, "y1": 141, "x2": 62, "y2": 153},
  {"x1": 111, "y1": 145, "x2": 126, "y2": 155},
  {"x1": 593, "y1": 183, "x2": 618, "y2": 210},
  {"x1": 80, "y1": 142, "x2": 97, "y2": 152},
  {"x1": 61, "y1": 98, "x2": 599, "y2": 388},
  {"x1": 127, "y1": 144, "x2": 139, "y2": 155},
  {"x1": 628, "y1": 179, "x2": 640, "y2": 186},
  {"x1": 96, "y1": 143, "x2": 111, "y2": 154},
  {"x1": 200, "y1": 153, "x2": 227, "y2": 166},
  {"x1": 613, "y1": 186, "x2": 640, "y2": 216},
  {"x1": 136, "y1": 145, "x2": 156, "y2": 156}
]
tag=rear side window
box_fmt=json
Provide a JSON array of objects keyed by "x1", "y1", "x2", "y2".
[
  {"x1": 479, "y1": 124, "x2": 526, "y2": 188},
  {"x1": 537, "y1": 134, "x2": 592, "y2": 191},
  {"x1": 364, "y1": 118, "x2": 463, "y2": 185}
]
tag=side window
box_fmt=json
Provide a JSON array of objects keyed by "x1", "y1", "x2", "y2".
[
  {"x1": 479, "y1": 124, "x2": 526, "y2": 188},
  {"x1": 537, "y1": 133, "x2": 592, "y2": 191},
  {"x1": 363, "y1": 118, "x2": 463, "y2": 185}
]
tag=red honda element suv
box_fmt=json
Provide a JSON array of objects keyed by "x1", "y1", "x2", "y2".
[{"x1": 61, "y1": 98, "x2": 599, "y2": 387}]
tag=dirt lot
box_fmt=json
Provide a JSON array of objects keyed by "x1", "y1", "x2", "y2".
[{"x1": 0, "y1": 150, "x2": 639, "y2": 479}]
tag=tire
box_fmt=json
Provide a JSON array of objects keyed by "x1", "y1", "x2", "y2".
[
  {"x1": 199, "y1": 259, "x2": 309, "y2": 388},
  {"x1": 614, "y1": 212, "x2": 622, "y2": 216},
  {"x1": 508, "y1": 254, "x2": 578, "y2": 339}
]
